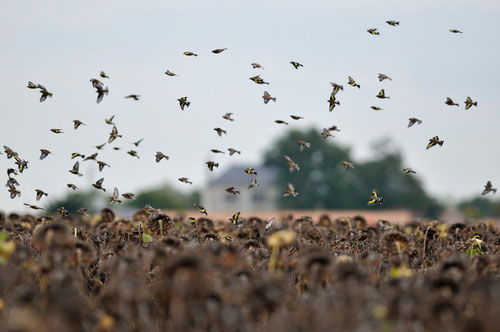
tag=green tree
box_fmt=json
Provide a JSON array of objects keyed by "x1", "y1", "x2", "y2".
[
  {"x1": 46, "y1": 190, "x2": 102, "y2": 214},
  {"x1": 458, "y1": 197, "x2": 500, "y2": 219},
  {"x1": 125, "y1": 182, "x2": 199, "y2": 210}
]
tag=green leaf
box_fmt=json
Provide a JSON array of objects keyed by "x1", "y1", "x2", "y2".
[{"x1": 142, "y1": 233, "x2": 153, "y2": 243}]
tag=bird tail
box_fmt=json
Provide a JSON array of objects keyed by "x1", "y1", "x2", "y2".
[
  {"x1": 380, "y1": 197, "x2": 384, "y2": 204},
  {"x1": 305, "y1": 143, "x2": 311, "y2": 148},
  {"x1": 493, "y1": 189, "x2": 497, "y2": 194},
  {"x1": 186, "y1": 102, "x2": 191, "y2": 107},
  {"x1": 438, "y1": 141, "x2": 444, "y2": 146},
  {"x1": 272, "y1": 97, "x2": 276, "y2": 102},
  {"x1": 473, "y1": 102, "x2": 478, "y2": 106}
]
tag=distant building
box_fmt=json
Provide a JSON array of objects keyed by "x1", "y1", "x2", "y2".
[{"x1": 201, "y1": 164, "x2": 279, "y2": 212}]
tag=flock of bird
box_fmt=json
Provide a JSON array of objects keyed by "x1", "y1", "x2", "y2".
[{"x1": 2, "y1": 23, "x2": 495, "y2": 221}]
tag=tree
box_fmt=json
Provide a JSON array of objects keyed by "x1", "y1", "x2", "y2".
[
  {"x1": 125, "y1": 182, "x2": 199, "y2": 210},
  {"x1": 46, "y1": 190, "x2": 102, "y2": 214}
]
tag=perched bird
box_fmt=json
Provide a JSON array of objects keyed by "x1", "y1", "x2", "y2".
[
  {"x1": 67, "y1": 184, "x2": 78, "y2": 190},
  {"x1": 187, "y1": 217, "x2": 196, "y2": 228},
  {"x1": 105, "y1": 115, "x2": 115, "y2": 125},
  {"x1": 71, "y1": 152, "x2": 85, "y2": 159},
  {"x1": 212, "y1": 48, "x2": 227, "y2": 54},
  {"x1": 122, "y1": 193, "x2": 135, "y2": 200},
  {"x1": 482, "y1": 181, "x2": 497, "y2": 195},
  {"x1": 368, "y1": 190, "x2": 384, "y2": 205},
  {"x1": 84, "y1": 153, "x2": 98, "y2": 161},
  {"x1": 38, "y1": 85, "x2": 53, "y2": 102},
  {"x1": 248, "y1": 177, "x2": 259, "y2": 189},
  {"x1": 194, "y1": 203, "x2": 208, "y2": 215},
  {"x1": 283, "y1": 183, "x2": 298, "y2": 197},
  {"x1": 165, "y1": 70, "x2": 179, "y2": 77},
  {"x1": 347, "y1": 76, "x2": 360, "y2": 88},
  {"x1": 367, "y1": 28, "x2": 380, "y2": 35},
  {"x1": 330, "y1": 83, "x2": 344, "y2": 95},
  {"x1": 97, "y1": 161, "x2": 110, "y2": 172},
  {"x1": 376, "y1": 89, "x2": 390, "y2": 99},
  {"x1": 386, "y1": 21, "x2": 399, "y2": 26},
  {"x1": 320, "y1": 128, "x2": 334, "y2": 139},
  {"x1": 297, "y1": 140, "x2": 311, "y2": 152},
  {"x1": 244, "y1": 167, "x2": 257, "y2": 175},
  {"x1": 184, "y1": 51, "x2": 198, "y2": 56},
  {"x1": 251, "y1": 63, "x2": 264, "y2": 69},
  {"x1": 445, "y1": 97, "x2": 459, "y2": 106},
  {"x1": 92, "y1": 178, "x2": 106, "y2": 192},
  {"x1": 214, "y1": 128, "x2": 227, "y2": 137},
  {"x1": 371, "y1": 106, "x2": 383, "y2": 111},
  {"x1": 225, "y1": 187, "x2": 240, "y2": 195},
  {"x1": 127, "y1": 150, "x2": 140, "y2": 158},
  {"x1": 109, "y1": 188, "x2": 122, "y2": 205},
  {"x1": 223, "y1": 113, "x2": 234, "y2": 121},
  {"x1": 100, "y1": 71, "x2": 109, "y2": 79},
  {"x1": 262, "y1": 91, "x2": 276, "y2": 104},
  {"x1": 73, "y1": 120, "x2": 85, "y2": 130},
  {"x1": 206, "y1": 161, "x2": 219, "y2": 171},
  {"x1": 69, "y1": 161, "x2": 83, "y2": 177},
  {"x1": 450, "y1": 29, "x2": 462, "y2": 33},
  {"x1": 341, "y1": 161, "x2": 354, "y2": 169},
  {"x1": 229, "y1": 211, "x2": 242, "y2": 225},
  {"x1": 284, "y1": 155, "x2": 300, "y2": 173},
  {"x1": 155, "y1": 152, "x2": 169, "y2": 162},
  {"x1": 408, "y1": 118, "x2": 422, "y2": 127},
  {"x1": 211, "y1": 149, "x2": 225, "y2": 154},
  {"x1": 35, "y1": 189, "x2": 48, "y2": 201},
  {"x1": 249, "y1": 75, "x2": 269, "y2": 85},
  {"x1": 265, "y1": 217, "x2": 275, "y2": 232},
  {"x1": 290, "y1": 115, "x2": 304, "y2": 120},
  {"x1": 290, "y1": 61, "x2": 303, "y2": 69},
  {"x1": 24, "y1": 203, "x2": 44, "y2": 210},
  {"x1": 39, "y1": 149, "x2": 52, "y2": 160},
  {"x1": 51, "y1": 129, "x2": 63, "y2": 134},
  {"x1": 328, "y1": 92, "x2": 340, "y2": 111},
  {"x1": 426, "y1": 136, "x2": 444, "y2": 150},
  {"x1": 179, "y1": 177, "x2": 193, "y2": 185},
  {"x1": 464, "y1": 97, "x2": 477, "y2": 110},
  {"x1": 178, "y1": 97, "x2": 191, "y2": 110},
  {"x1": 228, "y1": 148, "x2": 241, "y2": 156},
  {"x1": 403, "y1": 168, "x2": 416, "y2": 174},
  {"x1": 132, "y1": 138, "x2": 144, "y2": 147},
  {"x1": 378, "y1": 73, "x2": 392, "y2": 81},
  {"x1": 125, "y1": 94, "x2": 140, "y2": 101},
  {"x1": 275, "y1": 120, "x2": 288, "y2": 125}
]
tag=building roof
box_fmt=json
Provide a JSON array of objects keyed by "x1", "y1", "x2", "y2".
[{"x1": 208, "y1": 164, "x2": 278, "y2": 186}]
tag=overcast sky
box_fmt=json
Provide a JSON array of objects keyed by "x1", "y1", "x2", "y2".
[{"x1": 1, "y1": 0, "x2": 499, "y2": 213}]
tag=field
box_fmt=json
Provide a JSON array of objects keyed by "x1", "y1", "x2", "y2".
[{"x1": 0, "y1": 209, "x2": 499, "y2": 332}]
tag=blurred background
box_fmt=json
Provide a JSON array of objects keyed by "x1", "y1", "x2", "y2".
[{"x1": 1, "y1": 0, "x2": 499, "y2": 222}]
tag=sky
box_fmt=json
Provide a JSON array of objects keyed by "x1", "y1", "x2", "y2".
[{"x1": 0, "y1": 0, "x2": 499, "y2": 213}]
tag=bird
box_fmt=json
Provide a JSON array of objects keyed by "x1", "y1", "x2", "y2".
[
  {"x1": 378, "y1": 73, "x2": 392, "y2": 81},
  {"x1": 155, "y1": 152, "x2": 169, "y2": 162},
  {"x1": 290, "y1": 61, "x2": 303, "y2": 69},
  {"x1": 94, "y1": 143, "x2": 106, "y2": 150},
  {"x1": 341, "y1": 161, "x2": 354, "y2": 169},
  {"x1": 27, "y1": 81, "x2": 38, "y2": 89},
  {"x1": 445, "y1": 97, "x2": 459, "y2": 106},
  {"x1": 14, "y1": 159, "x2": 28, "y2": 173},
  {"x1": 84, "y1": 153, "x2": 98, "y2": 161},
  {"x1": 330, "y1": 83, "x2": 344, "y2": 95},
  {"x1": 71, "y1": 152, "x2": 85, "y2": 159},
  {"x1": 244, "y1": 168, "x2": 257, "y2": 175},
  {"x1": 403, "y1": 168, "x2": 416, "y2": 174},
  {"x1": 262, "y1": 91, "x2": 276, "y2": 104},
  {"x1": 7, "y1": 168, "x2": 17, "y2": 177},
  {"x1": 108, "y1": 126, "x2": 122, "y2": 143},
  {"x1": 290, "y1": 115, "x2": 304, "y2": 121},
  {"x1": 328, "y1": 92, "x2": 340, "y2": 111},
  {"x1": 229, "y1": 211, "x2": 242, "y2": 225},
  {"x1": 132, "y1": 138, "x2": 144, "y2": 147},
  {"x1": 367, "y1": 28, "x2": 379, "y2": 35},
  {"x1": 225, "y1": 187, "x2": 240, "y2": 195},
  {"x1": 105, "y1": 115, "x2": 115, "y2": 125},
  {"x1": 214, "y1": 128, "x2": 227, "y2": 137},
  {"x1": 178, "y1": 97, "x2": 191, "y2": 110},
  {"x1": 212, "y1": 48, "x2": 227, "y2": 54},
  {"x1": 376, "y1": 89, "x2": 390, "y2": 99},
  {"x1": 35, "y1": 189, "x2": 48, "y2": 200},
  {"x1": 69, "y1": 161, "x2": 83, "y2": 177},
  {"x1": 76, "y1": 208, "x2": 90, "y2": 216},
  {"x1": 109, "y1": 188, "x2": 122, "y2": 205},
  {"x1": 206, "y1": 161, "x2": 219, "y2": 171},
  {"x1": 39, "y1": 149, "x2": 52, "y2": 160},
  {"x1": 51, "y1": 129, "x2": 63, "y2": 134},
  {"x1": 386, "y1": 21, "x2": 399, "y2": 26},
  {"x1": 283, "y1": 183, "x2": 298, "y2": 197},
  {"x1": 347, "y1": 76, "x2": 360, "y2": 88},
  {"x1": 284, "y1": 155, "x2": 300, "y2": 173},
  {"x1": 249, "y1": 75, "x2": 269, "y2": 85},
  {"x1": 408, "y1": 118, "x2": 422, "y2": 127},
  {"x1": 275, "y1": 120, "x2": 288, "y2": 125},
  {"x1": 328, "y1": 125, "x2": 341, "y2": 132},
  {"x1": 223, "y1": 113, "x2": 234, "y2": 121},
  {"x1": 464, "y1": 97, "x2": 477, "y2": 110},
  {"x1": 24, "y1": 203, "x2": 44, "y2": 210},
  {"x1": 368, "y1": 190, "x2": 384, "y2": 205},
  {"x1": 127, "y1": 150, "x2": 139, "y2": 159},
  {"x1": 228, "y1": 148, "x2": 241, "y2": 156},
  {"x1": 122, "y1": 193, "x2": 135, "y2": 200},
  {"x1": 248, "y1": 177, "x2": 259, "y2": 190},
  {"x1": 179, "y1": 177, "x2": 193, "y2": 185},
  {"x1": 92, "y1": 178, "x2": 106, "y2": 192},
  {"x1": 320, "y1": 128, "x2": 334, "y2": 139},
  {"x1": 8, "y1": 185, "x2": 20, "y2": 199},
  {"x1": 482, "y1": 181, "x2": 497, "y2": 195},
  {"x1": 38, "y1": 85, "x2": 53, "y2": 102},
  {"x1": 184, "y1": 51, "x2": 198, "y2": 56},
  {"x1": 211, "y1": 149, "x2": 225, "y2": 154},
  {"x1": 297, "y1": 140, "x2": 311, "y2": 152},
  {"x1": 58, "y1": 207, "x2": 69, "y2": 217},
  {"x1": 73, "y1": 120, "x2": 85, "y2": 130},
  {"x1": 125, "y1": 94, "x2": 140, "y2": 101},
  {"x1": 450, "y1": 29, "x2": 462, "y2": 33},
  {"x1": 67, "y1": 184, "x2": 78, "y2": 190},
  {"x1": 100, "y1": 71, "x2": 109, "y2": 79},
  {"x1": 165, "y1": 70, "x2": 179, "y2": 77},
  {"x1": 251, "y1": 63, "x2": 264, "y2": 69},
  {"x1": 97, "y1": 161, "x2": 110, "y2": 172},
  {"x1": 265, "y1": 217, "x2": 275, "y2": 232},
  {"x1": 371, "y1": 106, "x2": 383, "y2": 111},
  {"x1": 90, "y1": 78, "x2": 103, "y2": 89},
  {"x1": 95, "y1": 85, "x2": 109, "y2": 103},
  {"x1": 426, "y1": 136, "x2": 444, "y2": 150},
  {"x1": 194, "y1": 203, "x2": 207, "y2": 215}
]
